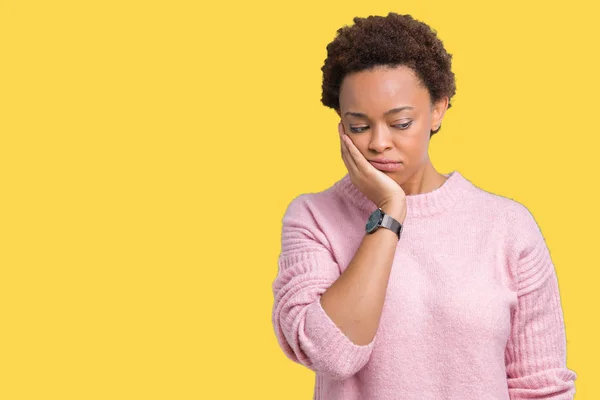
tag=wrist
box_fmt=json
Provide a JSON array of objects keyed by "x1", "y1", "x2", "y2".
[{"x1": 380, "y1": 202, "x2": 405, "y2": 223}]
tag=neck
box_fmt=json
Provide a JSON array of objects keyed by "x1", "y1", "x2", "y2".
[
  {"x1": 334, "y1": 166, "x2": 474, "y2": 220},
  {"x1": 396, "y1": 161, "x2": 448, "y2": 196}
]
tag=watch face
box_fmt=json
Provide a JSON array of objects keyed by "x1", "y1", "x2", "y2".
[{"x1": 365, "y1": 208, "x2": 382, "y2": 232}]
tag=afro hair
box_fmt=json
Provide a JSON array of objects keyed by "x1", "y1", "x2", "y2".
[{"x1": 321, "y1": 12, "x2": 457, "y2": 137}]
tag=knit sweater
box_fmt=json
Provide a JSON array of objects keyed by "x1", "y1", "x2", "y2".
[{"x1": 271, "y1": 170, "x2": 577, "y2": 400}]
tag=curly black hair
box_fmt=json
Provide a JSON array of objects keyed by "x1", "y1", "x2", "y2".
[{"x1": 321, "y1": 12, "x2": 456, "y2": 137}]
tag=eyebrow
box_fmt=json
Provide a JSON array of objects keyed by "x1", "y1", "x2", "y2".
[{"x1": 344, "y1": 106, "x2": 414, "y2": 118}]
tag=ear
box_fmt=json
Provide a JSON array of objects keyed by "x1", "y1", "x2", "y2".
[{"x1": 431, "y1": 97, "x2": 449, "y2": 130}]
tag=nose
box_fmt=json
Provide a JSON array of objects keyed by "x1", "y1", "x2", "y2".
[{"x1": 368, "y1": 124, "x2": 393, "y2": 153}]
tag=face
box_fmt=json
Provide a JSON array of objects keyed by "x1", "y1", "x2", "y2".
[{"x1": 336, "y1": 65, "x2": 448, "y2": 182}]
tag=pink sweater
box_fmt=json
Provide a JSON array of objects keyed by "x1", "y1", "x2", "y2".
[{"x1": 271, "y1": 170, "x2": 577, "y2": 399}]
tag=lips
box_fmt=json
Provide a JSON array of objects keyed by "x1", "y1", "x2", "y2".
[
  {"x1": 369, "y1": 159, "x2": 401, "y2": 164},
  {"x1": 368, "y1": 160, "x2": 402, "y2": 172}
]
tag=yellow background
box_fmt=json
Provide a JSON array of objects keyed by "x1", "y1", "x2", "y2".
[{"x1": 1, "y1": 1, "x2": 596, "y2": 399}]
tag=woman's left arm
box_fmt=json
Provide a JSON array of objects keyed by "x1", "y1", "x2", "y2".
[{"x1": 505, "y1": 211, "x2": 578, "y2": 399}]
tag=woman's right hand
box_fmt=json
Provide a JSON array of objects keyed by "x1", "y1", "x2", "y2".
[{"x1": 338, "y1": 121, "x2": 407, "y2": 222}]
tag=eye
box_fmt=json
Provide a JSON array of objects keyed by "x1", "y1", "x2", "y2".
[
  {"x1": 393, "y1": 121, "x2": 412, "y2": 130},
  {"x1": 349, "y1": 121, "x2": 412, "y2": 133},
  {"x1": 349, "y1": 126, "x2": 368, "y2": 133}
]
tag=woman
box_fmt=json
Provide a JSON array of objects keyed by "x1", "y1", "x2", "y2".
[{"x1": 271, "y1": 12, "x2": 577, "y2": 399}]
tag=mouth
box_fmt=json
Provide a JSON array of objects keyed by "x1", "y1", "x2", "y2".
[
  {"x1": 368, "y1": 158, "x2": 402, "y2": 164},
  {"x1": 368, "y1": 160, "x2": 402, "y2": 172}
]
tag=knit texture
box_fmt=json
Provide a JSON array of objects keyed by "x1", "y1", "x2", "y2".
[{"x1": 271, "y1": 170, "x2": 577, "y2": 399}]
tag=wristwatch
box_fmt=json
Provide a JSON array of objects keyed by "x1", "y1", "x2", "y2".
[{"x1": 365, "y1": 207, "x2": 403, "y2": 240}]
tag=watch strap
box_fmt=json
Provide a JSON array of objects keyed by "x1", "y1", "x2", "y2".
[{"x1": 381, "y1": 212, "x2": 403, "y2": 239}]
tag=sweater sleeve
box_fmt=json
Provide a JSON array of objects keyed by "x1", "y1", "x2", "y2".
[
  {"x1": 504, "y1": 211, "x2": 577, "y2": 399},
  {"x1": 271, "y1": 195, "x2": 375, "y2": 381}
]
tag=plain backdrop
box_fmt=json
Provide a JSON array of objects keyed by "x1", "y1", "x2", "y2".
[{"x1": 0, "y1": 1, "x2": 597, "y2": 399}]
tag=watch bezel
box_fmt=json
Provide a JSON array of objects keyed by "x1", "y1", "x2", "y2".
[{"x1": 365, "y1": 208, "x2": 383, "y2": 233}]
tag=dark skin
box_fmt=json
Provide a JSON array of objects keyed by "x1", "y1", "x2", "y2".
[
  {"x1": 319, "y1": 65, "x2": 451, "y2": 347},
  {"x1": 336, "y1": 64, "x2": 450, "y2": 206}
]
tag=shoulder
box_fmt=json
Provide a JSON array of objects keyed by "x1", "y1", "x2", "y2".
[
  {"x1": 463, "y1": 183, "x2": 545, "y2": 254},
  {"x1": 465, "y1": 182, "x2": 542, "y2": 232},
  {"x1": 279, "y1": 179, "x2": 365, "y2": 256},
  {"x1": 486, "y1": 193, "x2": 552, "y2": 295},
  {"x1": 278, "y1": 181, "x2": 356, "y2": 260},
  {"x1": 466, "y1": 183, "x2": 549, "y2": 289},
  {"x1": 281, "y1": 179, "x2": 351, "y2": 224}
]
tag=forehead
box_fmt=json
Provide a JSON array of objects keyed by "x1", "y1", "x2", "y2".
[{"x1": 339, "y1": 65, "x2": 429, "y2": 111}]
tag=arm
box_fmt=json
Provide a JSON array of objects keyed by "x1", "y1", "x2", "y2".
[
  {"x1": 271, "y1": 196, "x2": 402, "y2": 381},
  {"x1": 505, "y1": 231, "x2": 577, "y2": 399},
  {"x1": 320, "y1": 201, "x2": 403, "y2": 346}
]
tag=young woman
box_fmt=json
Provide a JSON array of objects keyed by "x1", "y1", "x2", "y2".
[{"x1": 271, "y1": 12, "x2": 577, "y2": 399}]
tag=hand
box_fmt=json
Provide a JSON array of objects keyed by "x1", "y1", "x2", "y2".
[{"x1": 338, "y1": 121, "x2": 407, "y2": 222}]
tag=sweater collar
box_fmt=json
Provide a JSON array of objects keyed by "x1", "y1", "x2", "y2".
[{"x1": 333, "y1": 170, "x2": 474, "y2": 219}]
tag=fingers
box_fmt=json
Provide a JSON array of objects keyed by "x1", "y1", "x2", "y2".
[
  {"x1": 339, "y1": 123, "x2": 358, "y2": 175},
  {"x1": 339, "y1": 122, "x2": 370, "y2": 174},
  {"x1": 340, "y1": 134, "x2": 358, "y2": 175}
]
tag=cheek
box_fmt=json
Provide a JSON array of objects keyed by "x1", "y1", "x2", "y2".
[
  {"x1": 397, "y1": 135, "x2": 429, "y2": 161},
  {"x1": 352, "y1": 137, "x2": 370, "y2": 155}
]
